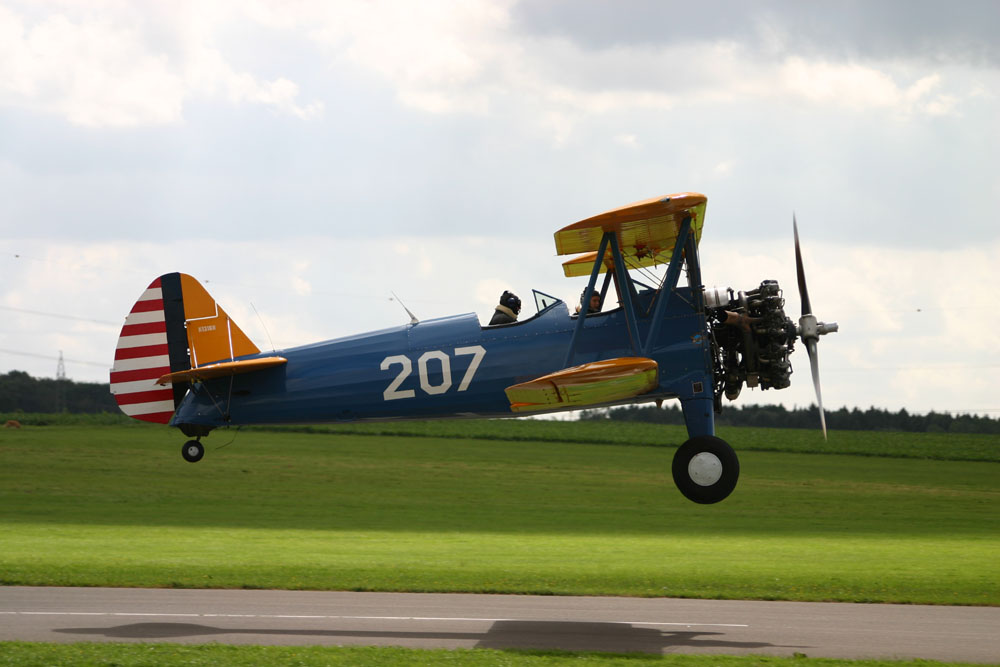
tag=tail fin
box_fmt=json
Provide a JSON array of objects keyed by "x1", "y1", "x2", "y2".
[{"x1": 110, "y1": 273, "x2": 259, "y2": 423}]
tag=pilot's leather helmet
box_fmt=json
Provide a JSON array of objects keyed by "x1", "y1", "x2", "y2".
[{"x1": 500, "y1": 290, "x2": 521, "y2": 315}]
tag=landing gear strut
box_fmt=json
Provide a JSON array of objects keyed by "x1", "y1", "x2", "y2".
[
  {"x1": 672, "y1": 435, "x2": 739, "y2": 504},
  {"x1": 181, "y1": 439, "x2": 204, "y2": 463}
]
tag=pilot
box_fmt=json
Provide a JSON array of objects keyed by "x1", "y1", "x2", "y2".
[
  {"x1": 489, "y1": 291, "x2": 521, "y2": 325},
  {"x1": 575, "y1": 290, "x2": 602, "y2": 315}
]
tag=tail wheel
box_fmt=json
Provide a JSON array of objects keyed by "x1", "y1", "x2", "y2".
[
  {"x1": 672, "y1": 435, "x2": 739, "y2": 504},
  {"x1": 182, "y1": 440, "x2": 204, "y2": 463}
]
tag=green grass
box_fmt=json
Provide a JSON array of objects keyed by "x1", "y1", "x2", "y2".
[
  {"x1": 1, "y1": 424, "x2": 998, "y2": 605},
  {"x1": 4, "y1": 413, "x2": 998, "y2": 461},
  {"x1": 254, "y1": 420, "x2": 1000, "y2": 462},
  {"x1": 0, "y1": 642, "x2": 982, "y2": 666}
]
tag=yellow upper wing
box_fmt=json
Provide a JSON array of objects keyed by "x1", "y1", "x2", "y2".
[{"x1": 553, "y1": 193, "x2": 706, "y2": 263}]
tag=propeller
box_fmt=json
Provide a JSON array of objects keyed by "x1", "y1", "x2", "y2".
[{"x1": 793, "y1": 215, "x2": 838, "y2": 439}]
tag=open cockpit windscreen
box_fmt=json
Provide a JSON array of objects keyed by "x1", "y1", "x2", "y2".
[{"x1": 533, "y1": 289, "x2": 561, "y2": 314}]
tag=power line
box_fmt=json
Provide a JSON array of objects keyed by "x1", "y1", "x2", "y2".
[
  {"x1": 0, "y1": 305, "x2": 118, "y2": 327},
  {"x1": 0, "y1": 348, "x2": 107, "y2": 368}
]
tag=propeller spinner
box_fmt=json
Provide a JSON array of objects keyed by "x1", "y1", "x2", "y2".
[{"x1": 793, "y1": 215, "x2": 839, "y2": 439}]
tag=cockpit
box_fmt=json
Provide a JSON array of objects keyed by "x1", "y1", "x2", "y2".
[{"x1": 484, "y1": 289, "x2": 564, "y2": 328}]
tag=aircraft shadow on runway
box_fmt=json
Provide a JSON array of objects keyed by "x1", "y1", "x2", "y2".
[{"x1": 55, "y1": 620, "x2": 804, "y2": 654}]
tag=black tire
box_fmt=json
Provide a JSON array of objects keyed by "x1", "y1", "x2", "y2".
[
  {"x1": 181, "y1": 440, "x2": 204, "y2": 463},
  {"x1": 672, "y1": 435, "x2": 739, "y2": 504}
]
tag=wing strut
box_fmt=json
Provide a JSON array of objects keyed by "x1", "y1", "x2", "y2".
[
  {"x1": 563, "y1": 227, "x2": 664, "y2": 368},
  {"x1": 563, "y1": 232, "x2": 611, "y2": 367},
  {"x1": 608, "y1": 233, "x2": 642, "y2": 356},
  {"x1": 642, "y1": 216, "x2": 692, "y2": 355}
]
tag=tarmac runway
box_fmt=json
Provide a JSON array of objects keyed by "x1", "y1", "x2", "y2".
[{"x1": 2, "y1": 586, "x2": 998, "y2": 662}]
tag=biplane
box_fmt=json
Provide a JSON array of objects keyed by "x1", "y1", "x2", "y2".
[{"x1": 110, "y1": 193, "x2": 836, "y2": 504}]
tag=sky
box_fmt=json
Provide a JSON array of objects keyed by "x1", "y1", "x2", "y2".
[{"x1": 1, "y1": 0, "x2": 998, "y2": 417}]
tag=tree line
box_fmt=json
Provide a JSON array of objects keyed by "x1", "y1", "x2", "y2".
[
  {"x1": 580, "y1": 402, "x2": 1000, "y2": 434},
  {"x1": 3, "y1": 370, "x2": 998, "y2": 434},
  {"x1": 0, "y1": 371, "x2": 118, "y2": 414}
]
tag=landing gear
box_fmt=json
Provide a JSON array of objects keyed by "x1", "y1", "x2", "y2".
[
  {"x1": 181, "y1": 439, "x2": 204, "y2": 463},
  {"x1": 672, "y1": 435, "x2": 739, "y2": 504}
]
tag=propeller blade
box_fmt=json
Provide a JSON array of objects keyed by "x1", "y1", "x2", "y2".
[
  {"x1": 805, "y1": 337, "x2": 827, "y2": 440},
  {"x1": 793, "y1": 215, "x2": 812, "y2": 317},
  {"x1": 795, "y1": 215, "x2": 834, "y2": 440}
]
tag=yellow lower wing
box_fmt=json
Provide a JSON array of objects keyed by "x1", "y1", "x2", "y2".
[
  {"x1": 506, "y1": 357, "x2": 658, "y2": 413},
  {"x1": 157, "y1": 356, "x2": 287, "y2": 385}
]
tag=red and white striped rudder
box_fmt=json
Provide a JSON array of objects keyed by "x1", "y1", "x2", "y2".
[{"x1": 109, "y1": 275, "x2": 186, "y2": 423}]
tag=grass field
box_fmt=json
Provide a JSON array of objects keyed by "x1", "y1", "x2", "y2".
[
  {"x1": 0, "y1": 642, "x2": 986, "y2": 667},
  {"x1": 1, "y1": 422, "x2": 997, "y2": 606},
  {"x1": 6, "y1": 411, "x2": 999, "y2": 461}
]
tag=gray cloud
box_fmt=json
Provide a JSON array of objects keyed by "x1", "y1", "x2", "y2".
[{"x1": 512, "y1": 0, "x2": 1000, "y2": 66}]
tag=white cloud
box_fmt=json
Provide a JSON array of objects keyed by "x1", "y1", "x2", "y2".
[
  {"x1": 0, "y1": 8, "x2": 185, "y2": 126},
  {"x1": 922, "y1": 94, "x2": 958, "y2": 116},
  {"x1": 303, "y1": 0, "x2": 512, "y2": 114},
  {"x1": 614, "y1": 134, "x2": 638, "y2": 148},
  {"x1": 780, "y1": 59, "x2": 960, "y2": 116},
  {"x1": 781, "y1": 57, "x2": 902, "y2": 109},
  {"x1": 290, "y1": 260, "x2": 312, "y2": 296},
  {"x1": 286, "y1": 2, "x2": 970, "y2": 127},
  {"x1": 0, "y1": 2, "x2": 975, "y2": 132},
  {"x1": 713, "y1": 160, "x2": 735, "y2": 176},
  {"x1": 475, "y1": 278, "x2": 511, "y2": 312},
  {"x1": 0, "y1": 3, "x2": 321, "y2": 126}
]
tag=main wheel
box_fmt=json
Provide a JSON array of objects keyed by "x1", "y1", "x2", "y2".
[
  {"x1": 181, "y1": 440, "x2": 204, "y2": 463},
  {"x1": 672, "y1": 435, "x2": 739, "y2": 504}
]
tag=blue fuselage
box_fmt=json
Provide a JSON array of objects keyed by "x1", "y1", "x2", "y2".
[{"x1": 171, "y1": 287, "x2": 714, "y2": 430}]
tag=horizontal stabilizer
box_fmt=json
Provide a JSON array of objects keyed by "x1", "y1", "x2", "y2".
[
  {"x1": 157, "y1": 356, "x2": 287, "y2": 385},
  {"x1": 506, "y1": 357, "x2": 658, "y2": 413}
]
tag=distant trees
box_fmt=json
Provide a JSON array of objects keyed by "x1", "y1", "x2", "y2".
[
  {"x1": 0, "y1": 370, "x2": 118, "y2": 413},
  {"x1": 580, "y1": 403, "x2": 1000, "y2": 434}
]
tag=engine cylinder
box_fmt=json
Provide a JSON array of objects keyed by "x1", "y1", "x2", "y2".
[{"x1": 703, "y1": 286, "x2": 734, "y2": 310}]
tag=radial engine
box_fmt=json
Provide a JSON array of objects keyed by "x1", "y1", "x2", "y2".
[{"x1": 705, "y1": 280, "x2": 798, "y2": 409}]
